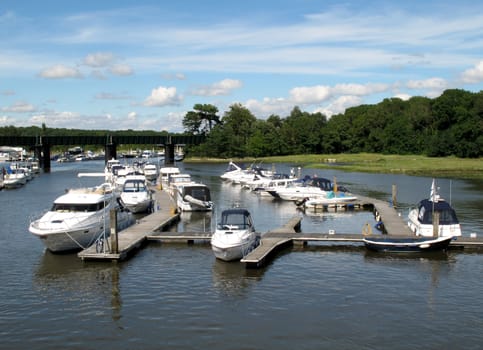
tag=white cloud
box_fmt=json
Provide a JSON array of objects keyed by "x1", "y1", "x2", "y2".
[
  {"x1": 289, "y1": 85, "x2": 331, "y2": 104},
  {"x1": 245, "y1": 97, "x2": 292, "y2": 116},
  {"x1": 143, "y1": 86, "x2": 182, "y2": 107},
  {"x1": 460, "y1": 60, "x2": 483, "y2": 83},
  {"x1": 127, "y1": 111, "x2": 137, "y2": 120},
  {"x1": 1, "y1": 101, "x2": 36, "y2": 113},
  {"x1": 191, "y1": 79, "x2": 243, "y2": 96},
  {"x1": 317, "y1": 95, "x2": 363, "y2": 117},
  {"x1": 393, "y1": 93, "x2": 412, "y2": 101},
  {"x1": 162, "y1": 73, "x2": 186, "y2": 80},
  {"x1": 331, "y1": 83, "x2": 389, "y2": 96},
  {"x1": 83, "y1": 52, "x2": 115, "y2": 67},
  {"x1": 110, "y1": 63, "x2": 133, "y2": 76},
  {"x1": 38, "y1": 65, "x2": 83, "y2": 79},
  {"x1": 0, "y1": 115, "x2": 16, "y2": 125},
  {"x1": 406, "y1": 77, "x2": 448, "y2": 90}
]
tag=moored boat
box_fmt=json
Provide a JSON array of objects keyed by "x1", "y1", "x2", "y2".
[
  {"x1": 120, "y1": 175, "x2": 153, "y2": 213},
  {"x1": 211, "y1": 208, "x2": 260, "y2": 261},
  {"x1": 362, "y1": 235, "x2": 454, "y2": 253},
  {"x1": 407, "y1": 179, "x2": 462, "y2": 238},
  {"x1": 29, "y1": 182, "x2": 133, "y2": 253},
  {"x1": 174, "y1": 182, "x2": 213, "y2": 212}
]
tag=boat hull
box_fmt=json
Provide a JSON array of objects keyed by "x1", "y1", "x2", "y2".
[
  {"x1": 362, "y1": 236, "x2": 453, "y2": 253},
  {"x1": 29, "y1": 210, "x2": 133, "y2": 253},
  {"x1": 211, "y1": 238, "x2": 259, "y2": 261}
]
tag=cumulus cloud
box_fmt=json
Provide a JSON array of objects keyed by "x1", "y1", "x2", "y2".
[
  {"x1": 460, "y1": 60, "x2": 483, "y2": 83},
  {"x1": 38, "y1": 65, "x2": 83, "y2": 79},
  {"x1": 1, "y1": 101, "x2": 36, "y2": 113},
  {"x1": 143, "y1": 86, "x2": 182, "y2": 107},
  {"x1": 245, "y1": 97, "x2": 293, "y2": 116},
  {"x1": 316, "y1": 95, "x2": 363, "y2": 117},
  {"x1": 191, "y1": 79, "x2": 243, "y2": 96},
  {"x1": 83, "y1": 52, "x2": 115, "y2": 67},
  {"x1": 331, "y1": 83, "x2": 389, "y2": 96},
  {"x1": 393, "y1": 93, "x2": 412, "y2": 101},
  {"x1": 289, "y1": 85, "x2": 331, "y2": 104}
]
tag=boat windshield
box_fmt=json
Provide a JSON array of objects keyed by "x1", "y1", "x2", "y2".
[
  {"x1": 219, "y1": 212, "x2": 251, "y2": 230},
  {"x1": 123, "y1": 181, "x2": 147, "y2": 192},
  {"x1": 52, "y1": 201, "x2": 107, "y2": 212}
]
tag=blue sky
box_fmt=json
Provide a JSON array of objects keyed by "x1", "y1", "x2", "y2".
[{"x1": 1, "y1": 0, "x2": 483, "y2": 132}]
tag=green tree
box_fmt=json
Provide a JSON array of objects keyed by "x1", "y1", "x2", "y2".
[{"x1": 182, "y1": 104, "x2": 220, "y2": 135}]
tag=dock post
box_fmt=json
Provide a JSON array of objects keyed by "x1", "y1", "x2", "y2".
[
  {"x1": 392, "y1": 184, "x2": 397, "y2": 208},
  {"x1": 110, "y1": 209, "x2": 119, "y2": 254}
]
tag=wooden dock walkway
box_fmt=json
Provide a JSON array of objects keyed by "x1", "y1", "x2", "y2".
[
  {"x1": 78, "y1": 186, "x2": 483, "y2": 265},
  {"x1": 78, "y1": 185, "x2": 180, "y2": 261}
]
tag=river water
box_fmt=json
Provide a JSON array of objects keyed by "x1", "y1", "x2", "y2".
[{"x1": 1, "y1": 160, "x2": 482, "y2": 350}]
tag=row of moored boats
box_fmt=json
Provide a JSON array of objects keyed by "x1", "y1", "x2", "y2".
[
  {"x1": 1, "y1": 161, "x2": 40, "y2": 190},
  {"x1": 27, "y1": 159, "x2": 464, "y2": 257}
]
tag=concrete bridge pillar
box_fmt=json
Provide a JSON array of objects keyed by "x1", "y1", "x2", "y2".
[
  {"x1": 105, "y1": 143, "x2": 117, "y2": 163},
  {"x1": 164, "y1": 143, "x2": 175, "y2": 165},
  {"x1": 38, "y1": 144, "x2": 51, "y2": 173}
]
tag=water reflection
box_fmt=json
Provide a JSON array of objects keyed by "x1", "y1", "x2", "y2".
[
  {"x1": 34, "y1": 252, "x2": 123, "y2": 325},
  {"x1": 211, "y1": 260, "x2": 264, "y2": 297}
]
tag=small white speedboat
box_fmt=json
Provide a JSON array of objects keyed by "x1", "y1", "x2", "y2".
[
  {"x1": 120, "y1": 175, "x2": 153, "y2": 213},
  {"x1": 211, "y1": 208, "x2": 260, "y2": 261}
]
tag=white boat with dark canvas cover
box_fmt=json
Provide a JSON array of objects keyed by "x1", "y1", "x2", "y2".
[{"x1": 211, "y1": 208, "x2": 260, "y2": 261}]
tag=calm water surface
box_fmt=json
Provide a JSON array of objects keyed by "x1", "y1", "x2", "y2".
[{"x1": 1, "y1": 160, "x2": 482, "y2": 350}]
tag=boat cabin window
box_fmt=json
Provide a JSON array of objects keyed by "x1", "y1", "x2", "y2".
[
  {"x1": 184, "y1": 187, "x2": 210, "y2": 201},
  {"x1": 219, "y1": 213, "x2": 250, "y2": 230},
  {"x1": 52, "y1": 201, "x2": 107, "y2": 212},
  {"x1": 123, "y1": 181, "x2": 147, "y2": 192},
  {"x1": 418, "y1": 203, "x2": 459, "y2": 225}
]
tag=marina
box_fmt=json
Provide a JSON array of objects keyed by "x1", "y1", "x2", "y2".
[
  {"x1": 73, "y1": 165, "x2": 483, "y2": 266},
  {"x1": 1, "y1": 159, "x2": 482, "y2": 350}
]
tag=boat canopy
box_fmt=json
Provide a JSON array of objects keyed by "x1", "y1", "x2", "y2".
[
  {"x1": 219, "y1": 208, "x2": 252, "y2": 229},
  {"x1": 417, "y1": 199, "x2": 459, "y2": 225}
]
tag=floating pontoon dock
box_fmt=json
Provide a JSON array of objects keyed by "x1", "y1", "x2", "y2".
[{"x1": 78, "y1": 187, "x2": 483, "y2": 265}]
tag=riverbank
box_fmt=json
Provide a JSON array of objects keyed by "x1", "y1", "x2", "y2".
[{"x1": 186, "y1": 153, "x2": 483, "y2": 180}]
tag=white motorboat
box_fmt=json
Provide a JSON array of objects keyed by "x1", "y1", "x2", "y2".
[
  {"x1": 143, "y1": 163, "x2": 158, "y2": 182},
  {"x1": 174, "y1": 182, "x2": 213, "y2": 212},
  {"x1": 167, "y1": 173, "x2": 193, "y2": 196},
  {"x1": 159, "y1": 166, "x2": 180, "y2": 187},
  {"x1": 268, "y1": 176, "x2": 334, "y2": 201},
  {"x1": 120, "y1": 175, "x2": 153, "y2": 213},
  {"x1": 3, "y1": 167, "x2": 28, "y2": 188},
  {"x1": 211, "y1": 208, "x2": 260, "y2": 261},
  {"x1": 298, "y1": 191, "x2": 358, "y2": 209},
  {"x1": 29, "y1": 182, "x2": 133, "y2": 253},
  {"x1": 407, "y1": 179, "x2": 462, "y2": 237}
]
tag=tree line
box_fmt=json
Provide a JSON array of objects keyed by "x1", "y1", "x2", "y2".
[
  {"x1": 1, "y1": 88, "x2": 481, "y2": 158},
  {"x1": 184, "y1": 89, "x2": 482, "y2": 158}
]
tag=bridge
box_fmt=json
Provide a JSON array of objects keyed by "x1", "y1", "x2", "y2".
[{"x1": 0, "y1": 134, "x2": 205, "y2": 172}]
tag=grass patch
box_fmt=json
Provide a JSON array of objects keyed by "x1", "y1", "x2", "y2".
[{"x1": 186, "y1": 153, "x2": 483, "y2": 180}]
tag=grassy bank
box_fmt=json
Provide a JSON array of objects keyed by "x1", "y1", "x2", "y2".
[{"x1": 186, "y1": 153, "x2": 483, "y2": 180}]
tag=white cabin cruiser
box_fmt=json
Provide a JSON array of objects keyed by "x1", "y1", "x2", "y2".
[
  {"x1": 268, "y1": 176, "x2": 335, "y2": 201},
  {"x1": 120, "y1": 175, "x2": 153, "y2": 213},
  {"x1": 211, "y1": 208, "x2": 260, "y2": 261},
  {"x1": 29, "y1": 183, "x2": 133, "y2": 253},
  {"x1": 407, "y1": 179, "x2": 461, "y2": 238},
  {"x1": 143, "y1": 163, "x2": 158, "y2": 182},
  {"x1": 174, "y1": 182, "x2": 213, "y2": 212}
]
